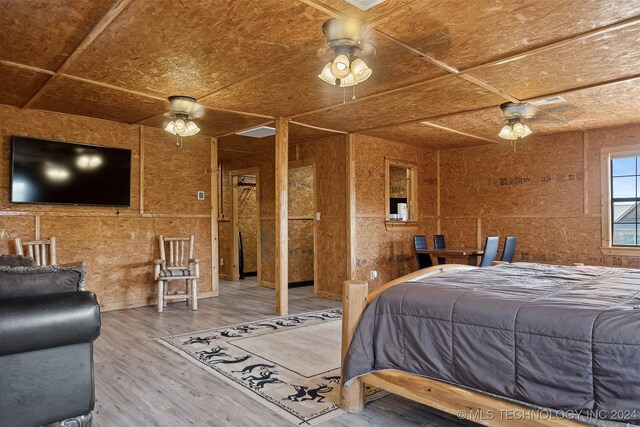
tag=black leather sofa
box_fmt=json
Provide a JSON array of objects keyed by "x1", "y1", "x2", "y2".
[{"x1": 0, "y1": 256, "x2": 101, "y2": 427}]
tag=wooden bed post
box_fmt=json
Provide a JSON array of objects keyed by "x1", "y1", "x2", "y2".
[{"x1": 341, "y1": 279, "x2": 368, "y2": 412}]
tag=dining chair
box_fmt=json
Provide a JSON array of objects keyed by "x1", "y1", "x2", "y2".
[
  {"x1": 154, "y1": 235, "x2": 199, "y2": 312},
  {"x1": 479, "y1": 236, "x2": 500, "y2": 267},
  {"x1": 500, "y1": 236, "x2": 517, "y2": 263},
  {"x1": 412, "y1": 235, "x2": 432, "y2": 269},
  {"x1": 433, "y1": 234, "x2": 446, "y2": 265},
  {"x1": 15, "y1": 237, "x2": 57, "y2": 266}
]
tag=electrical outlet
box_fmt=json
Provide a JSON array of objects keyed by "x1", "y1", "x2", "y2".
[
  {"x1": 220, "y1": 258, "x2": 224, "y2": 266},
  {"x1": 316, "y1": 212, "x2": 321, "y2": 220},
  {"x1": 369, "y1": 270, "x2": 378, "y2": 280},
  {"x1": 197, "y1": 191, "x2": 205, "y2": 200}
]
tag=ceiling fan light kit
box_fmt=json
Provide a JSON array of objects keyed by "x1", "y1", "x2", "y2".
[
  {"x1": 318, "y1": 18, "x2": 373, "y2": 102},
  {"x1": 498, "y1": 102, "x2": 533, "y2": 151},
  {"x1": 163, "y1": 95, "x2": 202, "y2": 149}
]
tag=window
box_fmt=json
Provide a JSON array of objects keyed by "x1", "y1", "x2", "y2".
[
  {"x1": 601, "y1": 147, "x2": 640, "y2": 255},
  {"x1": 611, "y1": 155, "x2": 639, "y2": 246},
  {"x1": 384, "y1": 159, "x2": 418, "y2": 228}
]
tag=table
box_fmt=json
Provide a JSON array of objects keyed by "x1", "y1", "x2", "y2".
[{"x1": 416, "y1": 248, "x2": 484, "y2": 266}]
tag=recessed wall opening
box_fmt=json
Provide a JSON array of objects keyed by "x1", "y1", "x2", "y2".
[
  {"x1": 288, "y1": 162, "x2": 316, "y2": 289},
  {"x1": 230, "y1": 168, "x2": 261, "y2": 283},
  {"x1": 236, "y1": 174, "x2": 258, "y2": 280}
]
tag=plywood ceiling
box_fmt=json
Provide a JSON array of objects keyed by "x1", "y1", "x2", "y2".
[
  {"x1": 217, "y1": 121, "x2": 340, "y2": 159},
  {"x1": 1, "y1": 0, "x2": 640, "y2": 155}
]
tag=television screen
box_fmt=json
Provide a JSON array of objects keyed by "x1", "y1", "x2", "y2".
[{"x1": 11, "y1": 136, "x2": 131, "y2": 207}]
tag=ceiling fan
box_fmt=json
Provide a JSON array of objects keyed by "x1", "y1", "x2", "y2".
[
  {"x1": 163, "y1": 95, "x2": 204, "y2": 149},
  {"x1": 497, "y1": 97, "x2": 577, "y2": 148},
  {"x1": 317, "y1": 18, "x2": 376, "y2": 104}
]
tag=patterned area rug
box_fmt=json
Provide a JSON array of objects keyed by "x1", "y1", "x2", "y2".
[{"x1": 156, "y1": 308, "x2": 383, "y2": 426}]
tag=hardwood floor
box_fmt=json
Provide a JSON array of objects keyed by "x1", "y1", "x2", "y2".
[{"x1": 93, "y1": 278, "x2": 472, "y2": 426}]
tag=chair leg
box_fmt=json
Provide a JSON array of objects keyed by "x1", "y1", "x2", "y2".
[
  {"x1": 191, "y1": 279, "x2": 198, "y2": 311},
  {"x1": 186, "y1": 279, "x2": 191, "y2": 306},
  {"x1": 164, "y1": 282, "x2": 169, "y2": 307},
  {"x1": 157, "y1": 280, "x2": 164, "y2": 313}
]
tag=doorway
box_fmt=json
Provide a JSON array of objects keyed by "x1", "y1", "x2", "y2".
[
  {"x1": 288, "y1": 161, "x2": 316, "y2": 292},
  {"x1": 231, "y1": 168, "x2": 260, "y2": 283}
]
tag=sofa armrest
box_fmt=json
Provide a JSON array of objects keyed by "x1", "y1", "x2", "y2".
[{"x1": 0, "y1": 291, "x2": 101, "y2": 357}]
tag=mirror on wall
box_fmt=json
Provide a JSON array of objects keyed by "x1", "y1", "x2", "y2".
[{"x1": 385, "y1": 159, "x2": 417, "y2": 222}]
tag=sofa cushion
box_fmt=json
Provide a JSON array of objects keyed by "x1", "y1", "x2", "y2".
[
  {"x1": 0, "y1": 264, "x2": 87, "y2": 299},
  {"x1": 0, "y1": 255, "x2": 35, "y2": 267}
]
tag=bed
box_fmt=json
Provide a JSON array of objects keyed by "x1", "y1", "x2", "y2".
[{"x1": 340, "y1": 263, "x2": 640, "y2": 426}]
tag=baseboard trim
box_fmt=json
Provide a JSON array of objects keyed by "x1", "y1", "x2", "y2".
[{"x1": 100, "y1": 290, "x2": 219, "y2": 312}]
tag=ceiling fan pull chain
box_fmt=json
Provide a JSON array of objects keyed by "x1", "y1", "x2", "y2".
[
  {"x1": 343, "y1": 86, "x2": 346, "y2": 106},
  {"x1": 352, "y1": 84, "x2": 356, "y2": 101}
]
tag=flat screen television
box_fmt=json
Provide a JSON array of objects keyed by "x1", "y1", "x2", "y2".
[{"x1": 11, "y1": 136, "x2": 131, "y2": 207}]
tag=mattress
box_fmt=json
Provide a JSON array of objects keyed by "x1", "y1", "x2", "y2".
[{"x1": 343, "y1": 263, "x2": 640, "y2": 422}]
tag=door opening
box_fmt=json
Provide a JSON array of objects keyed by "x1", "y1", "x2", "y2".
[{"x1": 231, "y1": 169, "x2": 260, "y2": 283}]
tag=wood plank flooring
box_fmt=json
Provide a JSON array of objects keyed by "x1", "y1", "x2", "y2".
[{"x1": 93, "y1": 278, "x2": 473, "y2": 426}]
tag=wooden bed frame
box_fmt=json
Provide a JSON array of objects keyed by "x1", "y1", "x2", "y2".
[{"x1": 340, "y1": 264, "x2": 586, "y2": 427}]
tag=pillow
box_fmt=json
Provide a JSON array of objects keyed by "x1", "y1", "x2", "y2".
[
  {"x1": 0, "y1": 255, "x2": 35, "y2": 267},
  {"x1": 0, "y1": 263, "x2": 87, "y2": 299}
]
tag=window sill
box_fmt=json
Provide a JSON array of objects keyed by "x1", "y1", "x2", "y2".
[
  {"x1": 600, "y1": 246, "x2": 640, "y2": 257},
  {"x1": 385, "y1": 220, "x2": 418, "y2": 231}
]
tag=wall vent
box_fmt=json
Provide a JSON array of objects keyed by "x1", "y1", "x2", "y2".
[
  {"x1": 236, "y1": 126, "x2": 276, "y2": 138},
  {"x1": 529, "y1": 96, "x2": 566, "y2": 106},
  {"x1": 343, "y1": 0, "x2": 385, "y2": 11}
]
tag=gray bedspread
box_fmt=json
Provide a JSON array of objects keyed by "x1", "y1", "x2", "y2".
[{"x1": 343, "y1": 263, "x2": 640, "y2": 422}]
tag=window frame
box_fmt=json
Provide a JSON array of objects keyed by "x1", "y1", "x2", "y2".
[
  {"x1": 384, "y1": 158, "x2": 418, "y2": 229},
  {"x1": 600, "y1": 146, "x2": 640, "y2": 256}
]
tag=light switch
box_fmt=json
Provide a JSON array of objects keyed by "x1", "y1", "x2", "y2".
[
  {"x1": 197, "y1": 191, "x2": 205, "y2": 200},
  {"x1": 316, "y1": 212, "x2": 321, "y2": 220}
]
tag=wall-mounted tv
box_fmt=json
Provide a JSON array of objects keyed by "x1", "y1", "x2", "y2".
[{"x1": 11, "y1": 136, "x2": 131, "y2": 207}]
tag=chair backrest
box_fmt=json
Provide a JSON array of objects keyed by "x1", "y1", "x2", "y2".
[
  {"x1": 412, "y1": 235, "x2": 432, "y2": 269},
  {"x1": 433, "y1": 234, "x2": 446, "y2": 250},
  {"x1": 15, "y1": 237, "x2": 57, "y2": 266},
  {"x1": 159, "y1": 235, "x2": 195, "y2": 269},
  {"x1": 479, "y1": 236, "x2": 500, "y2": 267},
  {"x1": 413, "y1": 235, "x2": 427, "y2": 251},
  {"x1": 500, "y1": 236, "x2": 517, "y2": 263}
]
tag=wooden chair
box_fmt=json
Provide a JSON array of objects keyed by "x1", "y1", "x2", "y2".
[
  {"x1": 15, "y1": 237, "x2": 57, "y2": 266},
  {"x1": 154, "y1": 235, "x2": 199, "y2": 313}
]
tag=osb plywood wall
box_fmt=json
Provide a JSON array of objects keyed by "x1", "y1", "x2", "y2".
[
  {"x1": 0, "y1": 105, "x2": 213, "y2": 311},
  {"x1": 237, "y1": 175, "x2": 257, "y2": 273},
  {"x1": 352, "y1": 134, "x2": 438, "y2": 289},
  {"x1": 218, "y1": 135, "x2": 348, "y2": 298},
  {"x1": 440, "y1": 124, "x2": 640, "y2": 269}
]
